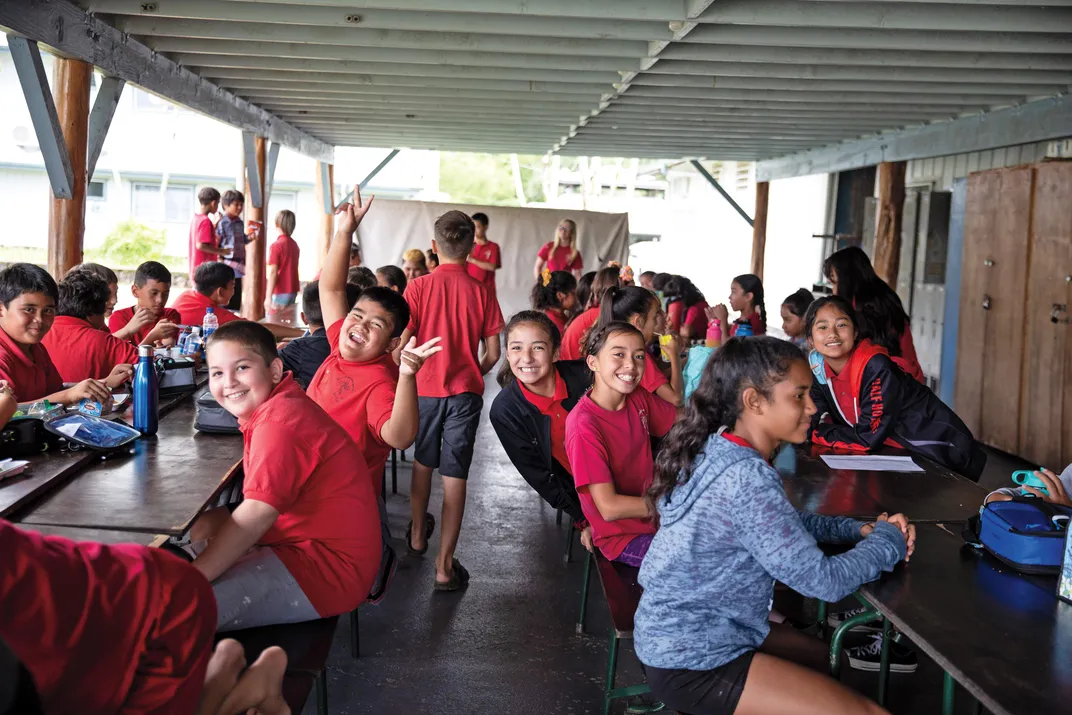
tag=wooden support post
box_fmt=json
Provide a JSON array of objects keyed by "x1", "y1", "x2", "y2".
[
  {"x1": 242, "y1": 136, "x2": 268, "y2": 320},
  {"x1": 873, "y1": 161, "x2": 907, "y2": 286},
  {"x1": 750, "y1": 181, "x2": 770, "y2": 279},
  {"x1": 47, "y1": 58, "x2": 91, "y2": 278},
  {"x1": 316, "y1": 161, "x2": 335, "y2": 270}
]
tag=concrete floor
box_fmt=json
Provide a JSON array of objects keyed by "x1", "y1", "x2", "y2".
[{"x1": 302, "y1": 379, "x2": 1032, "y2": 715}]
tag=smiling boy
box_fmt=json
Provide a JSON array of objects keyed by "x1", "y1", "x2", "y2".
[{"x1": 108, "y1": 261, "x2": 181, "y2": 346}]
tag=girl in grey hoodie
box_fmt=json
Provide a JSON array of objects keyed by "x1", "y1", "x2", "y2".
[{"x1": 634, "y1": 337, "x2": 912, "y2": 715}]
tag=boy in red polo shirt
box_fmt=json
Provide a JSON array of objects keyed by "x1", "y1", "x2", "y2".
[
  {"x1": 42, "y1": 271, "x2": 136, "y2": 386},
  {"x1": 0, "y1": 264, "x2": 113, "y2": 405},
  {"x1": 265, "y1": 209, "x2": 301, "y2": 315},
  {"x1": 308, "y1": 188, "x2": 442, "y2": 494},
  {"x1": 399, "y1": 209, "x2": 504, "y2": 591},
  {"x1": 189, "y1": 186, "x2": 225, "y2": 278},
  {"x1": 189, "y1": 321, "x2": 381, "y2": 630},
  {"x1": 466, "y1": 212, "x2": 501, "y2": 299},
  {"x1": 108, "y1": 261, "x2": 181, "y2": 346},
  {"x1": 172, "y1": 263, "x2": 304, "y2": 341}
]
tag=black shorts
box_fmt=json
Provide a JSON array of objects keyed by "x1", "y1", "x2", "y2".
[
  {"x1": 644, "y1": 651, "x2": 755, "y2": 715},
  {"x1": 414, "y1": 393, "x2": 483, "y2": 479}
]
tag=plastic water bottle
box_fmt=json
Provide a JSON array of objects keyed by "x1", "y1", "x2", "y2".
[
  {"x1": 705, "y1": 318, "x2": 722, "y2": 349},
  {"x1": 202, "y1": 308, "x2": 219, "y2": 343},
  {"x1": 735, "y1": 321, "x2": 754, "y2": 338},
  {"x1": 133, "y1": 345, "x2": 159, "y2": 435},
  {"x1": 176, "y1": 326, "x2": 190, "y2": 354},
  {"x1": 183, "y1": 327, "x2": 202, "y2": 358}
]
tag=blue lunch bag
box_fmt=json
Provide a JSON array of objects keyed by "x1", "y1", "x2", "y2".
[{"x1": 963, "y1": 496, "x2": 1072, "y2": 575}]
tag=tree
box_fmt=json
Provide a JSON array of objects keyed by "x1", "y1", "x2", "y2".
[{"x1": 439, "y1": 152, "x2": 546, "y2": 206}]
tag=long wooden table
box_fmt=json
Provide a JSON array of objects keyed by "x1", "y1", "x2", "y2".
[{"x1": 18, "y1": 523, "x2": 168, "y2": 547}]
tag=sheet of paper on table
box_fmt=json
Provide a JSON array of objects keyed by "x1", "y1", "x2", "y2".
[{"x1": 820, "y1": 455, "x2": 924, "y2": 473}]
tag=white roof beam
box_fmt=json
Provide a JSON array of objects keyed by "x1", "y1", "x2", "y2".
[
  {"x1": 226, "y1": 85, "x2": 605, "y2": 103},
  {"x1": 630, "y1": 75, "x2": 1068, "y2": 96},
  {"x1": 603, "y1": 100, "x2": 973, "y2": 116},
  {"x1": 617, "y1": 88, "x2": 1010, "y2": 105}
]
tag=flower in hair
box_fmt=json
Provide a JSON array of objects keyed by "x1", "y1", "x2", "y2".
[{"x1": 541, "y1": 268, "x2": 552, "y2": 286}]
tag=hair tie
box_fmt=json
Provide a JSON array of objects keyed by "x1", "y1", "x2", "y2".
[
  {"x1": 541, "y1": 268, "x2": 552, "y2": 286},
  {"x1": 606, "y1": 260, "x2": 621, "y2": 269},
  {"x1": 620, "y1": 265, "x2": 634, "y2": 282}
]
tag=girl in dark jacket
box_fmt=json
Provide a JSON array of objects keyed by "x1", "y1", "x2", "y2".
[
  {"x1": 806, "y1": 296, "x2": 985, "y2": 481},
  {"x1": 490, "y1": 311, "x2": 593, "y2": 543}
]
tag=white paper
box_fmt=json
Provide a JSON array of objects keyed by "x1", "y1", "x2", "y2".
[
  {"x1": 820, "y1": 455, "x2": 924, "y2": 473},
  {"x1": 56, "y1": 423, "x2": 81, "y2": 439}
]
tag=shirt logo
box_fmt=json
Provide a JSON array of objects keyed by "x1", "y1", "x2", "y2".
[
  {"x1": 333, "y1": 374, "x2": 355, "y2": 403},
  {"x1": 638, "y1": 406, "x2": 649, "y2": 433}
]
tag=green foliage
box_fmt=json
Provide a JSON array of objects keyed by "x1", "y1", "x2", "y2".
[
  {"x1": 439, "y1": 153, "x2": 546, "y2": 206},
  {"x1": 97, "y1": 219, "x2": 168, "y2": 267}
]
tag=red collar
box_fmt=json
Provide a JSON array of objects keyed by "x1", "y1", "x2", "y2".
[
  {"x1": 240, "y1": 374, "x2": 301, "y2": 430},
  {"x1": 518, "y1": 371, "x2": 568, "y2": 412},
  {"x1": 721, "y1": 432, "x2": 756, "y2": 451},
  {"x1": 432, "y1": 263, "x2": 466, "y2": 274}
]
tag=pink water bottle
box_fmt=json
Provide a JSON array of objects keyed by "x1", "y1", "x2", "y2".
[{"x1": 705, "y1": 318, "x2": 722, "y2": 348}]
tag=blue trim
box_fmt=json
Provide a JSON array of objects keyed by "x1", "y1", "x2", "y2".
[{"x1": 939, "y1": 177, "x2": 966, "y2": 407}]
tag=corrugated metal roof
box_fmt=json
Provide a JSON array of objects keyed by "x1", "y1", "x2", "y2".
[{"x1": 78, "y1": 0, "x2": 1072, "y2": 160}]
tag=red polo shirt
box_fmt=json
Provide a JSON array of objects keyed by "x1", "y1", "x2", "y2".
[
  {"x1": 640, "y1": 351, "x2": 669, "y2": 395},
  {"x1": 268, "y1": 234, "x2": 301, "y2": 296},
  {"x1": 0, "y1": 326, "x2": 64, "y2": 402},
  {"x1": 565, "y1": 388, "x2": 676, "y2": 560},
  {"x1": 544, "y1": 308, "x2": 567, "y2": 337},
  {"x1": 683, "y1": 300, "x2": 709, "y2": 337},
  {"x1": 666, "y1": 300, "x2": 684, "y2": 333},
  {"x1": 466, "y1": 240, "x2": 501, "y2": 291},
  {"x1": 108, "y1": 306, "x2": 183, "y2": 345},
  {"x1": 307, "y1": 319, "x2": 399, "y2": 495},
  {"x1": 170, "y1": 290, "x2": 239, "y2": 329},
  {"x1": 559, "y1": 307, "x2": 600, "y2": 361},
  {"x1": 42, "y1": 316, "x2": 138, "y2": 383},
  {"x1": 189, "y1": 212, "x2": 216, "y2": 277},
  {"x1": 729, "y1": 311, "x2": 766, "y2": 337},
  {"x1": 538, "y1": 242, "x2": 583, "y2": 273},
  {"x1": 240, "y1": 376, "x2": 382, "y2": 617},
  {"x1": 403, "y1": 263, "x2": 504, "y2": 398},
  {"x1": 518, "y1": 371, "x2": 572, "y2": 475}
]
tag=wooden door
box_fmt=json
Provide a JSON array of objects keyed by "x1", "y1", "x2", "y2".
[{"x1": 1020, "y1": 162, "x2": 1072, "y2": 468}]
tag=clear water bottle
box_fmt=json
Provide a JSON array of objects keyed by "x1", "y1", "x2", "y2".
[
  {"x1": 183, "y1": 327, "x2": 202, "y2": 358},
  {"x1": 202, "y1": 308, "x2": 219, "y2": 344},
  {"x1": 133, "y1": 345, "x2": 159, "y2": 435},
  {"x1": 176, "y1": 326, "x2": 190, "y2": 354}
]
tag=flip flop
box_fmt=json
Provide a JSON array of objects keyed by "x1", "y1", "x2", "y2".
[
  {"x1": 433, "y1": 558, "x2": 470, "y2": 592},
  {"x1": 405, "y1": 513, "x2": 436, "y2": 556}
]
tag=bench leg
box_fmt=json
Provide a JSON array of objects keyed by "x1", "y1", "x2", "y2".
[
  {"x1": 603, "y1": 630, "x2": 620, "y2": 715},
  {"x1": 576, "y1": 549, "x2": 593, "y2": 634},
  {"x1": 942, "y1": 672, "x2": 956, "y2": 715},
  {"x1": 391, "y1": 449, "x2": 398, "y2": 495},
  {"x1": 563, "y1": 518, "x2": 575, "y2": 564},
  {"x1": 350, "y1": 608, "x2": 360, "y2": 659},
  {"x1": 400, "y1": 449, "x2": 407, "y2": 462},
  {"x1": 970, "y1": 698, "x2": 982, "y2": 715},
  {"x1": 877, "y1": 617, "x2": 891, "y2": 706},
  {"x1": 381, "y1": 467, "x2": 387, "y2": 501},
  {"x1": 315, "y1": 669, "x2": 328, "y2": 715},
  {"x1": 815, "y1": 600, "x2": 827, "y2": 638},
  {"x1": 556, "y1": 508, "x2": 563, "y2": 526},
  {"x1": 829, "y1": 607, "x2": 881, "y2": 678}
]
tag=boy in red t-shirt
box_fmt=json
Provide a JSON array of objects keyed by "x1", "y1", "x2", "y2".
[
  {"x1": 265, "y1": 209, "x2": 301, "y2": 315},
  {"x1": 190, "y1": 321, "x2": 382, "y2": 630},
  {"x1": 108, "y1": 261, "x2": 181, "y2": 346},
  {"x1": 189, "y1": 186, "x2": 225, "y2": 278},
  {"x1": 399, "y1": 209, "x2": 504, "y2": 591},
  {"x1": 171, "y1": 263, "x2": 302, "y2": 341},
  {"x1": 465, "y1": 212, "x2": 501, "y2": 298}
]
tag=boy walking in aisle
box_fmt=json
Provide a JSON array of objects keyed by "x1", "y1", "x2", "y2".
[
  {"x1": 401, "y1": 210, "x2": 504, "y2": 591},
  {"x1": 466, "y1": 212, "x2": 501, "y2": 300}
]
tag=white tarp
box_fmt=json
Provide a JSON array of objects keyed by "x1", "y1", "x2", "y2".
[{"x1": 356, "y1": 199, "x2": 630, "y2": 320}]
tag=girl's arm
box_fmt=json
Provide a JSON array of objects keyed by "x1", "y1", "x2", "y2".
[
  {"x1": 811, "y1": 361, "x2": 903, "y2": 452},
  {"x1": 533, "y1": 254, "x2": 547, "y2": 281},
  {"x1": 584, "y1": 482, "x2": 650, "y2": 521},
  {"x1": 468, "y1": 256, "x2": 497, "y2": 272},
  {"x1": 797, "y1": 511, "x2": 867, "y2": 545}
]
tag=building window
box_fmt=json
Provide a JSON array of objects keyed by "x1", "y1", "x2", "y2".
[
  {"x1": 87, "y1": 180, "x2": 106, "y2": 200},
  {"x1": 735, "y1": 162, "x2": 754, "y2": 192},
  {"x1": 269, "y1": 190, "x2": 298, "y2": 214},
  {"x1": 132, "y1": 183, "x2": 194, "y2": 223}
]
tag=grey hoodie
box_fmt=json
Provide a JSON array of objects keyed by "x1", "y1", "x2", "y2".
[{"x1": 634, "y1": 434, "x2": 907, "y2": 671}]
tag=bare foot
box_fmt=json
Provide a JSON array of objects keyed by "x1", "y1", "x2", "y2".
[
  {"x1": 197, "y1": 639, "x2": 246, "y2": 715},
  {"x1": 218, "y1": 646, "x2": 290, "y2": 715}
]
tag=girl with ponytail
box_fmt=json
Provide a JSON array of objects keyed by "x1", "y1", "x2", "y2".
[
  {"x1": 560, "y1": 266, "x2": 619, "y2": 360},
  {"x1": 597, "y1": 285, "x2": 683, "y2": 407},
  {"x1": 530, "y1": 269, "x2": 577, "y2": 336},
  {"x1": 710, "y1": 273, "x2": 767, "y2": 342}
]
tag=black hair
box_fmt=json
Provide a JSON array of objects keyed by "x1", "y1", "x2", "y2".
[
  {"x1": 198, "y1": 187, "x2": 221, "y2": 206},
  {"x1": 585, "y1": 320, "x2": 644, "y2": 359},
  {"x1": 57, "y1": 271, "x2": 110, "y2": 319},
  {"x1": 639, "y1": 271, "x2": 656, "y2": 282},
  {"x1": 193, "y1": 262, "x2": 235, "y2": 296},
  {"x1": 651, "y1": 272, "x2": 672, "y2": 292},
  {"x1": 496, "y1": 310, "x2": 562, "y2": 388},
  {"x1": 822, "y1": 246, "x2": 909, "y2": 357},
  {"x1": 221, "y1": 189, "x2": 244, "y2": 207},
  {"x1": 348, "y1": 266, "x2": 377, "y2": 290},
  {"x1": 0, "y1": 263, "x2": 58, "y2": 307},
  {"x1": 350, "y1": 242, "x2": 361, "y2": 259},
  {"x1": 575, "y1": 271, "x2": 596, "y2": 315},
  {"x1": 207, "y1": 320, "x2": 278, "y2": 367},
  {"x1": 471, "y1": 212, "x2": 489, "y2": 227},
  {"x1": 530, "y1": 270, "x2": 577, "y2": 311},
  {"x1": 433, "y1": 210, "x2": 475, "y2": 259},
  {"x1": 733, "y1": 274, "x2": 767, "y2": 331},
  {"x1": 301, "y1": 280, "x2": 360, "y2": 329},
  {"x1": 598, "y1": 285, "x2": 658, "y2": 330},
  {"x1": 426, "y1": 249, "x2": 440, "y2": 269},
  {"x1": 650, "y1": 336, "x2": 808, "y2": 507},
  {"x1": 782, "y1": 288, "x2": 814, "y2": 319},
  {"x1": 67, "y1": 262, "x2": 118, "y2": 286},
  {"x1": 664, "y1": 275, "x2": 706, "y2": 309},
  {"x1": 587, "y1": 266, "x2": 621, "y2": 310},
  {"x1": 803, "y1": 294, "x2": 858, "y2": 341},
  {"x1": 356, "y1": 286, "x2": 411, "y2": 338},
  {"x1": 376, "y1": 265, "x2": 407, "y2": 294},
  {"x1": 134, "y1": 260, "x2": 172, "y2": 287}
]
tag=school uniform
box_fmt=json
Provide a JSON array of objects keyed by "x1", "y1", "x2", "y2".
[
  {"x1": 559, "y1": 307, "x2": 600, "y2": 361},
  {"x1": 268, "y1": 234, "x2": 301, "y2": 306},
  {"x1": 666, "y1": 299, "x2": 683, "y2": 333},
  {"x1": 467, "y1": 240, "x2": 501, "y2": 296},
  {"x1": 640, "y1": 352, "x2": 669, "y2": 395},
  {"x1": 809, "y1": 339, "x2": 986, "y2": 481},
  {"x1": 41, "y1": 316, "x2": 138, "y2": 383},
  {"x1": 537, "y1": 242, "x2": 583, "y2": 274},
  {"x1": 404, "y1": 263, "x2": 504, "y2": 478},
  {"x1": 0, "y1": 520, "x2": 217, "y2": 715},
  {"x1": 730, "y1": 312, "x2": 766, "y2": 337},
  {"x1": 214, "y1": 375, "x2": 381, "y2": 630},
  {"x1": 279, "y1": 328, "x2": 330, "y2": 390},
  {"x1": 564, "y1": 387, "x2": 676, "y2": 562},
  {"x1": 0, "y1": 327, "x2": 63, "y2": 402},
  {"x1": 188, "y1": 212, "x2": 216, "y2": 278},
  {"x1": 170, "y1": 290, "x2": 240, "y2": 329},
  {"x1": 543, "y1": 308, "x2": 568, "y2": 337},
  {"x1": 307, "y1": 319, "x2": 399, "y2": 495},
  {"x1": 107, "y1": 306, "x2": 183, "y2": 345},
  {"x1": 490, "y1": 360, "x2": 591, "y2": 522},
  {"x1": 683, "y1": 300, "x2": 710, "y2": 337}
]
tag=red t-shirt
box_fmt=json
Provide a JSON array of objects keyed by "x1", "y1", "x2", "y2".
[
  {"x1": 0, "y1": 326, "x2": 64, "y2": 402},
  {"x1": 683, "y1": 300, "x2": 709, "y2": 337},
  {"x1": 729, "y1": 311, "x2": 766, "y2": 337},
  {"x1": 640, "y1": 351, "x2": 669, "y2": 395},
  {"x1": 268, "y1": 234, "x2": 301, "y2": 296},
  {"x1": 565, "y1": 389, "x2": 676, "y2": 560},
  {"x1": 189, "y1": 212, "x2": 216, "y2": 277},
  {"x1": 0, "y1": 520, "x2": 216, "y2": 715},
  {"x1": 466, "y1": 240, "x2": 501, "y2": 291},
  {"x1": 170, "y1": 290, "x2": 240, "y2": 329},
  {"x1": 108, "y1": 306, "x2": 183, "y2": 345},
  {"x1": 404, "y1": 264, "x2": 504, "y2": 398},
  {"x1": 241, "y1": 376, "x2": 382, "y2": 617},
  {"x1": 519, "y1": 371, "x2": 572, "y2": 475},
  {"x1": 544, "y1": 308, "x2": 568, "y2": 337},
  {"x1": 41, "y1": 316, "x2": 138, "y2": 383},
  {"x1": 307, "y1": 320, "x2": 398, "y2": 495},
  {"x1": 538, "y1": 242, "x2": 583, "y2": 273},
  {"x1": 666, "y1": 301, "x2": 684, "y2": 333},
  {"x1": 559, "y1": 307, "x2": 600, "y2": 361}
]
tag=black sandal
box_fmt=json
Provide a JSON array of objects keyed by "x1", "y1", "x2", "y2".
[
  {"x1": 433, "y1": 558, "x2": 470, "y2": 592},
  {"x1": 405, "y1": 513, "x2": 435, "y2": 556}
]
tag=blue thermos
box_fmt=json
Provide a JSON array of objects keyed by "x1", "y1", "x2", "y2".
[
  {"x1": 735, "y1": 321, "x2": 754, "y2": 338},
  {"x1": 133, "y1": 345, "x2": 159, "y2": 435}
]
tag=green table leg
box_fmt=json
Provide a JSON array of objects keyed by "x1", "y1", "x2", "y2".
[
  {"x1": 576, "y1": 549, "x2": 593, "y2": 634},
  {"x1": 604, "y1": 631, "x2": 620, "y2": 715},
  {"x1": 878, "y1": 617, "x2": 892, "y2": 706},
  {"x1": 829, "y1": 607, "x2": 882, "y2": 678},
  {"x1": 970, "y1": 698, "x2": 982, "y2": 715},
  {"x1": 816, "y1": 600, "x2": 828, "y2": 638},
  {"x1": 943, "y1": 672, "x2": 956, "y2": 715}
]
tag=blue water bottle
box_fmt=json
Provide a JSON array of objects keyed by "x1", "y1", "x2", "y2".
[
  {"x1": 133, "y1": 345, "x2": 159, "y2": 435},
  {"x1": 735, "y1": 320, "x2": 754, "y2": 338}
]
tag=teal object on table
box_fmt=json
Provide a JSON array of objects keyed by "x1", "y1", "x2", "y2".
[{"x1": 683, "y1": 346, "x2": 714, "y2": 401}]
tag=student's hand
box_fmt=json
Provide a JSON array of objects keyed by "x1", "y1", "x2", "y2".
[
  {"x1": 398, "y1": 336, "x2": 443, "y2": 377},
  {"x1": 334, "y1": 185, "x2": 375, "y2": 236},
  {"x1": 1021, "y1": 468, "x2": 1072, "y2": 507},
  {"x1": 580, "y1": 526, "x2": 594, "y2": 553},
  {"x1": 662, "y1": 332, "x2": 681, "y2": 361},
  {"x1": 862, "y1": 512, "x2": 915, "y2": 562},
  {"x1": 128, "y1": 307, "x2": 157, "y2": 334},
  {"x1": 0, "y1": 380, "x2": 15, "y2": 401},
  {"x1": 144, "y1": 320, "x2": 178, "y2": 346},
  {"x1": 105, "y1": 363, "x2": 135, "y2": 389},
  {"x1": 68, "y1": 378, "x2": 112, "y2": 405},
  {"x1": 708, "y1": 304, "x2": 729, "y2": 324}
]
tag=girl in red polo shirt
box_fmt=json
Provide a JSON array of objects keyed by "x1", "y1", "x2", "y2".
[
  {"x1": 534, "y1": 219, "x2": 584, "y2": 279},
  {"x1": 710, "y1": 273, "x2": 767, "y2": 342},
  {"x1": 531, "y1": 269, "x2": 577, "y2": 336},
  {"x1": 663, "y1": 276, "x2": 710, "y2": 341},
  {"x1": 598, "y1": 286, "x2": 683, "y2": 407},
  {"x1": 560, "y1": 266, "x2": 619, "y2": 361},
  {"x1": 565, "y1": 321, "x2": 677, "y2": 567}
]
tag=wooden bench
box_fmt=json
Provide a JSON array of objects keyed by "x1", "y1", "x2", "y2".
[{"x1": 576, "y1": 550, "x2": 658, "y2": 715}]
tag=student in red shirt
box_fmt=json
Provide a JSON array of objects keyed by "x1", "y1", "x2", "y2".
[
  {"x1": 171, "y1": 263, "x2": 302, "y2": 341},
  {"x1": 42, "y1": 272, "x2": 137, "y2": 387},
  {"x1": 0, "y1": 264, "x2": 112, "y2": 406},
  {"x1": 466, "y1": 212, "x2": 501, "y2": 298},
  {"x1": 308, "y1": 191, "x2": 442, "y2": 494},
  {"x1": 565, "y1": 321, "x2": 677, "y2": 566},
  {"x1": 710, "y1": 273, "x2": 768, "y2": 342},
  {"x1": 534, "y1": 218, "x2": 584, "y2": 279},
  {"x1": 265, "y1": 210, "x2": 301, "y2": 315},
  {"x1": 189, "y1": 187, "x2": 225, "y2": 278},
  {"x1": 598, "y1": 286, "x2": 683, "y2": 407},
  {"x1": 399, "y1": 208, "x2": 504, "y2": 591},
  {"x1": 560, "y1": 266, "x2": 619, "y2": 361},
  {"x1": 664, "y1": 275, "x2": 710, "y2": 341},
  {"x1": 108, "y1": 261, "x2": 181, "y2": 346},
  {"x1": 67, "y1": 262, "x2": 120, "y2": 329},
  {"x1": 376, "y1": 265, "x2": 407, "y2": 294},
  {"x1": 190, "y1": 321, "x2": 382, "y2": 629},
  {"x1": 530, "y1": 269, "x2": 577, "y2": 337}
]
